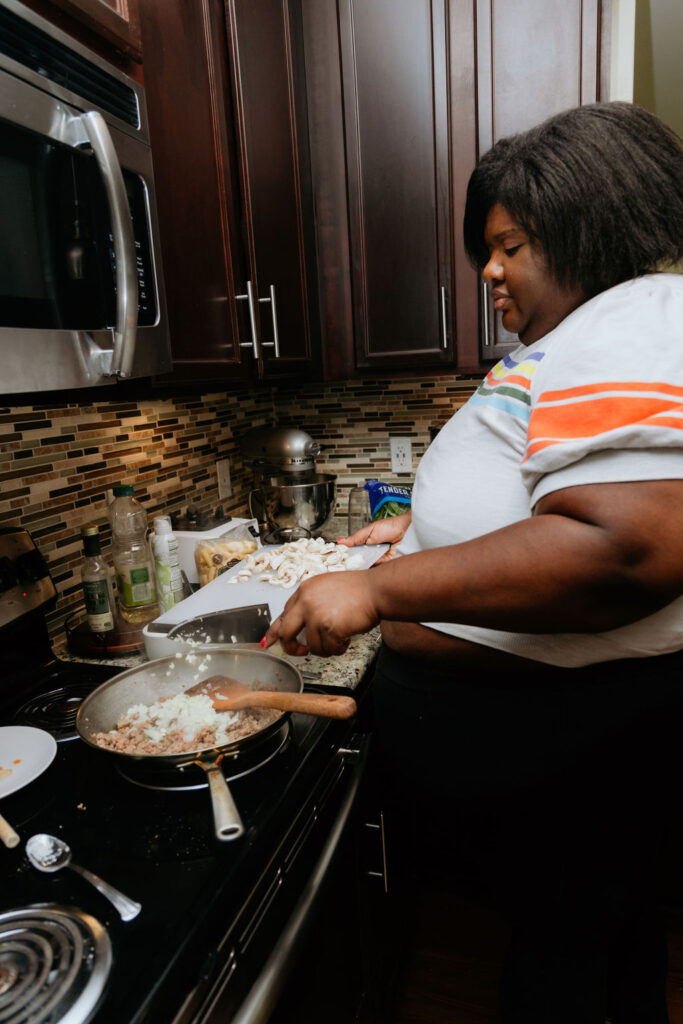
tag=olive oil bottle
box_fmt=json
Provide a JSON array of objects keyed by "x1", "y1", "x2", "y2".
[{"x1": 80, "y1": 524, "x2": 116, "y2": 635}]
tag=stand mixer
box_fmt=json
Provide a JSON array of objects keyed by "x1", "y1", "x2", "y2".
[{"x1": 241, "y1": 426, "x2": 337, "y2": 543}]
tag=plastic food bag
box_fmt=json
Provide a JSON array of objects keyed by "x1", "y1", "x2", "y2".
[
  {"x1": 194, "y1": 525, "x2": 259, "y2": 587},
  {"x1": 365, "y1": 479, "x2": 412, "y2": 520}
]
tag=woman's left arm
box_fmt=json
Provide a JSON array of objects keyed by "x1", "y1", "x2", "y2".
[{"x1": 265, "y1": 478, "x2": 683, "y2": 656}]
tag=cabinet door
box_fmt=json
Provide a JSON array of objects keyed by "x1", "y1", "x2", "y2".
[
  {"x1": 338, "y1": 0, "x2": 454, "y2": 371},
  {"x1": 225, "y1": 0, "x2": 319, "y2": 379},
  {"x1": 464, "y1": 0, "x2": 605, "y2": 366},
  {"x1": 41, "y1": 0, "x2": 142, "y2": 61},
  {"x1": 139, "y1": 0, "x2": 250, "y2": 384}
]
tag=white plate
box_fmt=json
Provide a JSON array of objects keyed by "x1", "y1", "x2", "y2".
[{"x1": 0, "y1": 726, "x2": 57, "y2": 799}]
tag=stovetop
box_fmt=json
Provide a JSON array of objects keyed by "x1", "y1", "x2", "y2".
[
  {"x1": 9, "y1": 658, "x2": 125, "y2": 740},
  {"x1": 1, "y1": 651, "x2": 365, "y2": 1024},
  {"x1": 0, "y1": 528, "x2": 371, "y2": 1024}
]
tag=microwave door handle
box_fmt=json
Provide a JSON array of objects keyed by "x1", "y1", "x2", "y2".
[{"x1": 79, "y1": 111, "x2": 138, "y2": 378}]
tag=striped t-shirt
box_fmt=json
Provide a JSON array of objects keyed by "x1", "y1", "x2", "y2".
[{"x1": 397, "y1": 273, "x2": 683, "y2": 666}]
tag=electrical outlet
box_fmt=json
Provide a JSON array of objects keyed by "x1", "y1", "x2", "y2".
[
  {"x1": 216, "y1": 458, "x2": 232, "y2": 499},
  {"x1": 390, "y1": 437, "x2": 412, "y2": 474}
]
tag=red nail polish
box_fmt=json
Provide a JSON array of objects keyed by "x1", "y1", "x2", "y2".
[{"x1": 260, "y1": 636, "x2": 266, "y2": 647}]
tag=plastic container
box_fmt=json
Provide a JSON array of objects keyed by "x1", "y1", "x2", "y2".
[
  {"x1": 107, "y1": 485, "x2": 159, "y2": 624},
  {"x1": 151, "y1": 516, "x2": 185, "y2": 612},
  {"x1": 80, "y1": 523, "x2": 116, "y2": 635},
  {"x1": 194, "y1": 526, "x2": 259, "y2": 587}
]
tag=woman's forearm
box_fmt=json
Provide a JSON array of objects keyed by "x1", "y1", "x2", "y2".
[
  {"x1": 372, "y1": 518, "x2": 656, "y2": 632},
  {"x1": 372, "y1": 481, "x2": 683, "y2": 633},
  {"x1": 265, "y1": 480, "x2": 683, "y2": 656}
]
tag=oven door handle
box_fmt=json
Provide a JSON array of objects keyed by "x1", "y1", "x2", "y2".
[
  {"x1": 230, "y1": 735, "x2": 371, "y2": 1024},
  {"x1": 79, "y1": 110, "x2": 139, "y2": 379}
]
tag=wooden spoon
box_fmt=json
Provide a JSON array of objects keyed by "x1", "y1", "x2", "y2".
[
  {"x1": 185, "y1": 675, "x2": 357, "y2": 720},
  {"x1": 0, "y1": 811, "x2": 19, "y2": 849}
]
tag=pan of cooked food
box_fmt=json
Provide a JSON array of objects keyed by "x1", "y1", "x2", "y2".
[{"x1": 76, "y1": 647, "x2": 311, "y2": 842}]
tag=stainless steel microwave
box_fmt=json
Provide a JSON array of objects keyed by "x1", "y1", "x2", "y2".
[{"x1": 0, "y1": 0, "x2": 171, "y2": 394}]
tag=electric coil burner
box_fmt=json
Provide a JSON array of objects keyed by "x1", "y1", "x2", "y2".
[
  {"x1": 0, "y1": 905, "x2": 111, "y2": 1024},
  {"x1": 13, "y1": 674, "x2": 112, "y2": 742}
]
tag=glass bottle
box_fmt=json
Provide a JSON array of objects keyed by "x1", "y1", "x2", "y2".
[
  {"x1": 80, "y1": 524, "x2": 116, "y2": 636},
  {"x1": 107, "y1": 485, "x2": 159, "y2": 624},
  {"x1": 347, "y1": 480, "x2": 373, "y2": 535}
]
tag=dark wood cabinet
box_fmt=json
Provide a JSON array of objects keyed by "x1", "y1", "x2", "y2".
[
  {"x1": 303, "y1": 0, "x2": 609, "y2": 379},
  {"x1": 304, "y1": 0, "x2": 466, "y2": 377},
  {"x1": 139, "y1": 0, "x2": 319, "y2": 387},
  {"x1": 41, "y1": 0, "x2": 142, "y2": 61},
  {"x1": 338, "y1": 0, "x2": 455, "y2": 372},
  {"x1": 139, "y1": 0, "x2": 249, "y2": 386},
  {"x1": 225, "y1": 0, "x2": 320, "y2": 379},
  {"x1": 461, "y1": 0, "x2": 606, "y2": 367},
  {"x1": 101, "y1": 0, "x2": 610, "y2": 385}
]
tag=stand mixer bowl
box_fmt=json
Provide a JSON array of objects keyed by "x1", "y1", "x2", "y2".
[
  {"x1": 249, "y1": 473, "x2": 337, "y2": 541},
  {"x1": 242, "y1": 426, "x2": 337, "y2": 541}
]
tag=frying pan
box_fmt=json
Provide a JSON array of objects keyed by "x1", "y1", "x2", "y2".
[{"x1": 76, "y1": 647, "x2": 303, "y2": 842}]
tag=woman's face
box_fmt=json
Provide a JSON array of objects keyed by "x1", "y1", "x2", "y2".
[{"x1": 482, "y1": 204, "x2": 585, "y2": 345}]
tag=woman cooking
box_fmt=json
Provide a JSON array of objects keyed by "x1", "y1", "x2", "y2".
[{"x1": 263, "y1": 102, "x2": 683, "y2": 1022}]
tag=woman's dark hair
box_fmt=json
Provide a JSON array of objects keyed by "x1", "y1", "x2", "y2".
[{"x1": 463, "y1": 102, "x2": 683, "y2": 298}]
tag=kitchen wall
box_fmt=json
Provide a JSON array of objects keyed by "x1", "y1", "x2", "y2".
[
  {"x1": 1, "y1": 374, "x2": 478, "y2": 637},
  {"x1": 633, "y1": 0, "x2": 683, "y2": 138},
  {"x1": 610, "y1": 0, "x2": 683, "y2": 138}
]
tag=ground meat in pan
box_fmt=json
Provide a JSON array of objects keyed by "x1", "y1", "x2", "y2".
[{"x1": 91, "y1": 703, "x2": 282, "y2": 756}]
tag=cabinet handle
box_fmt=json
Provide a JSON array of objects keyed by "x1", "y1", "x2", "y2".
[
  {"x1": 236, "y1": 280, "x2": 261, "y2": 359},
  {"x1": 481, "y1": 278, "x2": 492, "y2": 349},
  {"x1": 258, "y1": 285, "x2": 281, "y2": 358},
  {"x1": 440, "y1": 286, "x2": 448, "y2": 349}
]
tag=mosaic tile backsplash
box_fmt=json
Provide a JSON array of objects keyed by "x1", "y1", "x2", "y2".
[{"x1": 1, "y1": 374, "x2": 478, "y2": 638}]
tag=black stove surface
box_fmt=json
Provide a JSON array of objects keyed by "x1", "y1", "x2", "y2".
[
  {"x1": 1, "y1": 649, "x2": 366, "y2": 1024},
  {"x1": 9, "y1": 658, "x2": 122, "y2": 740}
]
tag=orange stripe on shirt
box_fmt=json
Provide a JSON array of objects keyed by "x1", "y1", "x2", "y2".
[
  {"x1": 539, "y1": 381, "x2": 683, "y2": 403},
  {"x1": 525, "y1": 439, "x2": 561, "y2": 458},
  {"x1": 483, "y1": 372, "x2": 533, "y2": 391},
  {"x1": 646, "y1": 415, "x2": 683, "y2": 430},
  {"x1": 528, "y1": 396, "x2": 683, "y2": 440},
  {"x1": 525, "y1": 415, "x2": 683, "y2": 461}
]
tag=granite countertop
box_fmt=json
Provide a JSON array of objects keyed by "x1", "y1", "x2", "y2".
[{"x1": 54, "y1": 626, "x2": 382, "y2": 691}]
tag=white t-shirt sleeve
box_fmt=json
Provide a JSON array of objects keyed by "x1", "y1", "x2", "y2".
[{"x1": 521, "y1": 275, "x2": 683, "y2": 506}]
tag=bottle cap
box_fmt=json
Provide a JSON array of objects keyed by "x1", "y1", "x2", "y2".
[
  {"x1": 81, "y1": 524, "x2": 102, "y2": 555},
  {"x1": 153, "y1": 516, "x2": 172, "y2": 534},
  {"x1": 112, "y1": 485, "x2": 134, "y2": 496}
]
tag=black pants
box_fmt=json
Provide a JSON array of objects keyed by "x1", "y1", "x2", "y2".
[{"x1": 371, "y1": 643, "x2": 683, "y2": 1023}]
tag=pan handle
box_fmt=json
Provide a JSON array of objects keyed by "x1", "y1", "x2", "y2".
[{"x1": 194, "y1": 759, "x2": 245, "y2": 841}]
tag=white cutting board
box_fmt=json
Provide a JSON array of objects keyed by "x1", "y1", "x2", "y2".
[{"x1": 150, "y1": 542, "x2": 390, "y2": 628}]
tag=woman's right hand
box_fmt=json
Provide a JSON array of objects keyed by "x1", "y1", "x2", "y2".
[{"x1": 338, "y1": 510, "x2": 411, "y2": 563}]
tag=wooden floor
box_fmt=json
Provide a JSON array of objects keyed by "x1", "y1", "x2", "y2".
[{"x1": 389, "y1": 876, "x2": 683, "y2": 1024}]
